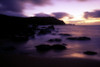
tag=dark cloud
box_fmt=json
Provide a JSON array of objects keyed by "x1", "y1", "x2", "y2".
[
  {"x1": 51, "y1": 12, "x2": 70, "y2": 19},
  {"x1": 29, "y1": 0, "x2": 51, "y2": 5},
  {"x1": 0, "y1": 11, "x2": 25, "y2": 17},
  {"x1": 34, "y1": 13, "x2": 51, "y2": 17},
  {"x1": 84, "y1": 10, "x2": 100, "y2": 19},
  {"x1": 0, "y1": 0, "x2": 23, "y2": 12},
  {"x1": 34, "y1": 12, "x2": 72, "y2": 19},
  {"x1": 0, "y1": 0, "x2": 51, "y2": 16}
]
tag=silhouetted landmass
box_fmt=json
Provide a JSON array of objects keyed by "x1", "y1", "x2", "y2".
[
  {"x1": 0, "y1": 14, "x2": 65, "y2": 40},
  {"x1": 0, "y1": 14, "x2": 65, "y2": 25}
]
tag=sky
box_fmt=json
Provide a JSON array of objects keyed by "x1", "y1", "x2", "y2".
[{"x1": 0, "y1": 0, "x2": 100, "y2": 25}]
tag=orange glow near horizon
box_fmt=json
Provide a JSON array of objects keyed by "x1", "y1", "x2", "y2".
[
  {"x1": 60, "y1": 16, "x2": 100, "y2": 25},
  {"x1": 69, "y1": 53, "x2": 85, "y2": 58},
  {"x1": 85, "y1": 18, "x2": 100, "y2": 23}
]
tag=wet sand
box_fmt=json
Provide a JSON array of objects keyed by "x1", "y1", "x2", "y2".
[{"x1": 0, "y1": 54, "x2": 100, "y2": 67}]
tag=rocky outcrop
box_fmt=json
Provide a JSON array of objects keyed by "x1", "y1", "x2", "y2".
[
  {"x1": 35, "y1": 44, "x2": 67, "y2": 52},
  {"x1": 67, "y1": 37, "x2": 91, "y2": 40},
  {"x1": 0, "y1": 14, "x2": 65, "y2": 39},
  {"x1": 48, "y1": 38, "x2": 62, "y2": 42},
  {"x1": 51, "y1": 44, "x2": 66, "y2": 50},
  {"x1": 83, "y1": 51, "x2": 97, "y2": 55},
  {"x1": 38, "y1": 29, "x2": 51, "y2": 35},
  {"x1": 59, "y1": 34, "x2": 71, "y2": 36},
  {"x1": 35, "y1": 44, "x2": 51, "y2": 52}
]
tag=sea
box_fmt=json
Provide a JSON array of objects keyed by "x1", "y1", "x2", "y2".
[{"x1": 0, "y1": 25, "x2": 100, "y2": 60}]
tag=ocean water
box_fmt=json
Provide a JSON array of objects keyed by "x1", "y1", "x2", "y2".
[{"x1": 1, "y1": 25, "x2": 100, "y2": 60}]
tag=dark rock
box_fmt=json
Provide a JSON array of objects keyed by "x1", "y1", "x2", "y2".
[
  {"x1": 0, "y1": 41, "x2": 3, "y2": 45},
  {"x1": 35, "y1": 44, "x2": 67, "y2": 52},
  {"x1": 67, "y1": 37, "x2": 91, "y2": 40},
  {"x1": 3, "y1": 46, "x2": 16, "y2": 51},
  {"x1": 47, "y1": 25, "x2": 55, "y2": 30},
  {"x1": 35, "y1": 44, "x2": 51, "y2": 52},
  {"x1": 62, "y1": 43, "x2": 67, "y2": 45},
  {"x1": 84, "y1": 51, "x2": 97, "y2": 55},
  {"x1": 51, "y1": 44, "x2": 66, "y2": 50},
  {"x1": 67, "y1": 37, "x2": 78, "y2": 40},
  {"x1": 38, "y1": 29, "x2": 51, "y2": 35},
  {"x1": 48, "y1": 38, "x2": 62, "y2": 42},
  {"x1": 55, "y1": 38, "x2": 62, "y2": 42},
  {"x1": 31, "y1": 35, "x2": 35, "y2": 38},
  {"x1": 59, "y1": 34, "x2": 71, "y2": 36},
  {"x1": 41, "y1": 27, "x2": 47, "y2": 28},
  {"x1": 51, "y1": 33, "x2": 56, "y2": 35},
  {"x1": 11, "y1": 36, "x2": 28, "y2": 42},
  {"x1": 38, "y1": 25, "x2": 55, "y2": 35},
  {"x1": 48, "y1": 39, "x2": 55, "y2": 42},
  {"x1": 78, "y1": 37, "x2": 91, "y2": 40}
]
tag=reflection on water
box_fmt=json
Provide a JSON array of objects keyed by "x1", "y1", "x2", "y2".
[
  {"x1": 63, "y1": 53, "x2": 86, "y2": 58},
  {"x1": 1, "y1": 25, "x2": 100, "y2": 60},
  {"x1": 70, "y1": 53, "x2": 85, "y2": 58},
  {"x1": 67, "y1": 44, "x2": 81, "y2": 49}
]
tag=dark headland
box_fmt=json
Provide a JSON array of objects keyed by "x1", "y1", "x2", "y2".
[
  {"x1": 0, "y1": 14, "x2": 65, "y2": 25},
  {"x1": 0, "y1": 14, "x2": 65, "y2": 39}
]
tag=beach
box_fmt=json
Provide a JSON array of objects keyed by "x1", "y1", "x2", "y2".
[{"x1": 1, "y1": 54, "x2": 100, "y2": 67}]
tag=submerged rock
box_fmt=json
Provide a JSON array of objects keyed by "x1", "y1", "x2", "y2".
[
  {"x1": 55, "y1": 38, "x2": 62, "y2": 42},
  {"x1": 77, "y1": 37, "x2": 91, "y2": 40},
  {"x1": 38, "y1": 29, "x2": 51, "y2": 35},
  {"x1": 48, "y1": 38, "x2": 62, "y2": 42},
  {"x1": 67, "y1": 37, "x2": 91, "y2": 40},
  {"x1": 35, "y1": 44, "x2": 67, "y2": 52},
  {"x1": 38, "y1": 25, "x2": 55, "y2": 35},
  {"x1": 84, "y1": 51, "x2": 97, "y2": 55},
  {"x1": 67, "y1": 37, "x2": 78, "y2": 40},
  {"x1": 52, "y1": 44, "x2": 66, "y2": 50},
  {"x1": 35, "y1": 44, "x2": 51, "y2": 52},
  {"x1": 59, "y1": 34, "x2": 71, "y2": 36},
  {"x1": 47, "y1": 25, "x2": 55, "y2": 30},
  {"x1": 51, "y1": 33, "x2": 56, "y2": 35}
]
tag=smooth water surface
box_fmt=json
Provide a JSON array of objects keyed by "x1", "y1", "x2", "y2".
[{"x1": 1, "y1": 25, "x2": 100, "y2": 60}]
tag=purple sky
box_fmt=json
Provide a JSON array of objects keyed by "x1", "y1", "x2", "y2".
[{"x1": 0, "y1": 0, "x2": 100, "y2": 25}]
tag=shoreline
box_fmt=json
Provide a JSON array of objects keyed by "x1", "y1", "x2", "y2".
[{"x1": 1, "y1": 54, "x2": 100, "y2": 67}]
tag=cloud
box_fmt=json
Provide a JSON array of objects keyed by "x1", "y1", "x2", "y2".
[
  {"x1": 28, "y1": 0, "x2": 51, "y2": 6},
  {"x1": 0, "y1": 0, "x2": 23, "y2": 12},
  {"x1": 34, "y1": 12, "x2": 72, "y2": 19},
  {"x1": 34, "y1": 13, "x2": 51, "y2": 17},
  {"x1": 0, "y1": 0, "x2": 51, "y2": 16},
  {"x1": 84, "y1": 10, "x2": 100, "y2": 19},
  {"x1": 51, "y1": 12, "x2": 70, "y2": 19},
  {"x1": 0, "y1": 11, "x2": 25, "y2": 17}
]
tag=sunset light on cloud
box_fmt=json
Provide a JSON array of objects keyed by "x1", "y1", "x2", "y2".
[{"x1": 0, "y1": 0, "x2": 100, "y2": 25}]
